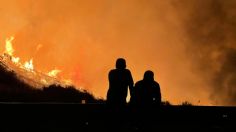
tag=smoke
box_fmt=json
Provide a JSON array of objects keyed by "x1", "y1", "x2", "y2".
[
  {"x1": 1, "y1": 0, "x2": 235, "y2": 105},
  {"x1": 172, "y1": 0, "x2": 236, "y2": 105}
]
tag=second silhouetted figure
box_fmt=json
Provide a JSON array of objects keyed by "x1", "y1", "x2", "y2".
[
  {"x1": 107, "y1": 58, "x2": 134, "y2": 106},
  {"x1": 131, "y1": 70, "x2": 161, "y2": 106}
]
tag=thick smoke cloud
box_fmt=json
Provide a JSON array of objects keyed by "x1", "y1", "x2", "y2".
[
  {"x1": 1, "y1": 0, "x2": 235, "y2": 105},
  {"x1": 173, "y1": 0, "x2": 236, "y2": 105}
]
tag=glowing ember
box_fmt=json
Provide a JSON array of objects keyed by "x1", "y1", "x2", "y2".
[{"x1": 48, "y1": 69, "x2": 61, "y2": 77}]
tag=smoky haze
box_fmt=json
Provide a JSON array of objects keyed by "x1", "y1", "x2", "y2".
[
  {"x1": 173, "y1": 0, "x2": 236, "y2": 105},
  {"x1": 0, "y1": 0, "x2": 235, "y2": 105}
]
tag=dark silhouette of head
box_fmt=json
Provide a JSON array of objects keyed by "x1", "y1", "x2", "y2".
[
  {"x1": 143, "y1": 70, "x2": 154, "y2": 81},
  {"x1": 116, "y1": 58, "x2": 126, "y2": 69}
]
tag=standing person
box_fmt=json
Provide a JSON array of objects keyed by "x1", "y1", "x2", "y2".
[
  {"x1": 106, "y1": 58, "x2": 134, "y2": 106},
  {"x1": 132, "y1": 70, "x2": 161, "y2": 106}
]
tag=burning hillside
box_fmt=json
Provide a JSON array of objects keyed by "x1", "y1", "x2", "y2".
[
  {"x1": 0, "y1": 36, "x2": 100, "y2": 103},
  {"x1": 0, "y1": 36, "x2": 72, "y2": 88}
]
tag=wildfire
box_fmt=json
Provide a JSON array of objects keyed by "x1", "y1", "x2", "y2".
[
  {"x1": 62, "y1": 79, "x2": 73, "y2": 86},
  {"x1": 24, "y1": 59, "x2": 34, "y2": 71},
  {"x1": 12, "y1": 57, "x2": 20, "y2": 64},
  {"x1": 48, "y1": 69, "x2": 61, "y2": 77},
  {"x1": 1, "y1": 36, "x2": 72, "y2": 88},
  {"x1": 5, "y1": 36, "x2": 14, "y2": 56}
]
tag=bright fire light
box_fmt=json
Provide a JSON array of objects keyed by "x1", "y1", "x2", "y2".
[
  {"x1": 0, "y1": 36, "x2": 72, "y2": 88},
  {"x1": 5, "y1": 36, "x2": 14, "y2": 56},
  {"x1": 24, "y1": 59, "x2": 34, "y2": 71},
  {"x1": 12, "y1": 57, "x2": 20, "y2": 64},
  {"x1": 48, "y1": 69, "x2": 61, "y2": 77}
]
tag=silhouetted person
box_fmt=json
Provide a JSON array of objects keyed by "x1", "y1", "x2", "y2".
[
  {"x1": 131, "y1": 70, "x2": 161, "y2": 106},
  {"x1": 106, "y1": 58, "x2": 134, "y2": 106}
]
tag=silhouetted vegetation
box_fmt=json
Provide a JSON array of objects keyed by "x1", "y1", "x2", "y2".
[
  {"x1": 41, "y1": 85, "x2": 98, "y2": 103},
  {"x1": 161, "y1": 100, "x2": 172, "y2": 106},
  {"x1": 180, "y1": 101, "x2": 193, "y2": 106}
]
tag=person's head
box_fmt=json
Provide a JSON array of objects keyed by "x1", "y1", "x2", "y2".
[
  {"x1": 143, "y1": 70, "x2": 154, "y2": 81},
  {"x1": 116, "y1": 58, "x2": 126, "y2": 69}
]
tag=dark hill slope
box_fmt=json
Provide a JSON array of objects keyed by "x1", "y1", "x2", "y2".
[{"x1": 0, "y1": 62, "x2": 102, "y2": 103}]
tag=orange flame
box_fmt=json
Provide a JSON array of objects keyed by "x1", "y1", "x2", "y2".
[
  {"x1": 1, "y1": 36, "x2": 73, "y2": 88},
  {"x1": 5, "y1": 36, "x2": 14, "y2": 56},
  {"x1": 48, "y1": 69, "x2": 61, "y2": 77},
  {"x1": 24, "y1": 59, "x2": 34, "y2": 71},
  {"x1": 12, "y1": 57, "x2": 20, "y2": 64}
]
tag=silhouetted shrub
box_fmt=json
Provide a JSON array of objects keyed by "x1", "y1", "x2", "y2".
[
  {"x1": 161, "y1": 101, "x2": 172, "y2": 106},
  {"x1": 181, "y1": 101, "x2": 193, "y2": 106}
]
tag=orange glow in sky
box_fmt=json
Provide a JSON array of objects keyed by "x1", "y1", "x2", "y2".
[{"x1": 2, "y1": 0, "x2": 234, "y2": 105}]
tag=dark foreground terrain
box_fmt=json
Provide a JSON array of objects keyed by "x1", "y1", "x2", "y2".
[
  {"x1": 1, "y1": 60, "x2": 236, "y2": 131},
  {"x1": 0, "y1": 104, "x2": 235, "y2": 132}
]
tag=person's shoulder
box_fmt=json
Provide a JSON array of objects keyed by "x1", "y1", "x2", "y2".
[
  {"x1": 110, "y1": 69, "x2": 116, "y2": 72},
  {"x1": 124, "y1": 69, "x2": 131, "y2": 73},
  {"x1": 135, "y1": 80, "x2": 143, "y2": 86},
  {"x1": 153, "y1": 81, "x2": 160, "y2": 86},
  {"x1": 109, "y1": 69, "x2": 116, "y2": 74}
]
